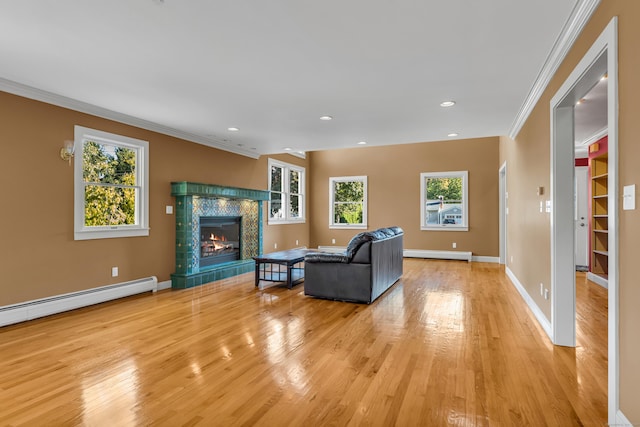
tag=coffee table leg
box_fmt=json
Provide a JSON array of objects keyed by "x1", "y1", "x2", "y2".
[{"x1": 287, "y1": 263, "x2": 293, "y2": 289}]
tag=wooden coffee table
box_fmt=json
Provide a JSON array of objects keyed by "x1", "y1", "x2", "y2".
[{"x1": 253, "y1": 249, "x2": 312, "y2": 289}]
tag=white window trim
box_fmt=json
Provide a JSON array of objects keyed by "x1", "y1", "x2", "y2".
[
  {"x1": 329, "y1": 176, "x2": 368, "y2": 230},
  {"x1": 420, "y1": 171, "x2": 468, "y2": 232},
  {"x1": 74, "y1": 126, "x2": 150, "y2": 240},
  {"x1": 267, "y1": 158, "x2": 306, "y2": 225}
]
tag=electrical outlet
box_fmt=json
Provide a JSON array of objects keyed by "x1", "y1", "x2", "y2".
[
  {"x1": 112, "y1": 267, "x2": 119, "y2": 277},
  {"x1": 544, "y1": 289, "x2": 549, "y2": 300},
  {"x1": 452, "y1": 242, "x2": 457, "y2": 249},
  {"x1": 540, "y1": 283, "x2": 544, "y2": 296},
  {"x1": 274, "y1": 243, "x2": 278, "y2": 249},
  {"x1": 332, "y1": 239, "x2": 336, "y2": 244}
]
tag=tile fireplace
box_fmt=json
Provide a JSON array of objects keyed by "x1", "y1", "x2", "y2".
[{"x1": 170, "y1": 182, "x2": 270, "y2": 289}]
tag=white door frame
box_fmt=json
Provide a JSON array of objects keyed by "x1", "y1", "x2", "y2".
[
  {"x1": 574, "y1": 166, "x2": 589, "y2": 268},
  {"x1": 550, "y1": 17, "x2": 618, "y2": 424},
  {"x1": 573, "y1": 166, "x2": 590, "y2": 267},
  {"x1": 499, "y1": 162, "x2": 507, "y2": 265}
]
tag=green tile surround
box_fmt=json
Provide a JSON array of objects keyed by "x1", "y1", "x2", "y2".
[
  {"x1": 171, "y1": 182, "x2": 269, "y2": 289},
  {"x1": 171, "y1": 181, "x2": 270, "y2": 201},
  {"x1": 171, "y1": 260, "x2": 256, "y2": 289}
]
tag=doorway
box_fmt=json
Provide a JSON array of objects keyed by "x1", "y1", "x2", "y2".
[
  {"x1": 550, "y1": 17, "x2": 617, "y2": 424},
  {"x1": 499, "y1": 162, "x2": 507, "y2": 265}
]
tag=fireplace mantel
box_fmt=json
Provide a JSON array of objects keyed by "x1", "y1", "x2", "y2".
[
  {"x1": 170, "y1": 182, "x2": 269, "y2": 289},
  {"x1": 171, "y1": 181, "x2": 270, "y2": 202}
]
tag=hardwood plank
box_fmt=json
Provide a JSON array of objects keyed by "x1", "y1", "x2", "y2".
[{"x1": 0, "y1": 260, "x2": 607, "y2": 426}]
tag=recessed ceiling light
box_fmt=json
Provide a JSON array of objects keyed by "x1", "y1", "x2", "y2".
[
  {"x1": 358, "y1": 141, "x2": 367, "y2": 145},
  {"x1": 320, "y1": 115, "x2": 333, "y2": 121},
  {"x1": 228, "y1": 127, "x2": 239, "y2": 132},
  {"x1": 448, "y1": 133, "x2": 459, "y2": 137},
  {"x1": 601, "y1": 73, "x2": 608, "y2": 81},
  {"x1": 284, "y1": 147, "x2": 292, "y2": 151},
  {"x1": 440, "y1": 101, "x2": 456, "y2": 107}
]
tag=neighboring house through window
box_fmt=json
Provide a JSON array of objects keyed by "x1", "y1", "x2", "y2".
[
  {"x1": 420, "y1": 171, "x2": 468, "y2": 231},
  {"x1": 74, "y1": 126, "x2": 149, "y2": 240},
  {"x1": 329, "y1": 176, "x2": 367, "y2": 229},
  {"x1": 268, "y1": 159, "x2": 305, "y2": 224}
]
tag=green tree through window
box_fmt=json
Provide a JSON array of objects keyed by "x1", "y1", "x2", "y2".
[
  {"x1": 83, "y1": 140, "x2": 137, "y2": 226},
  {"x1": 330, "y1": 176, "x2": 367, "y2": 228},
  {"x1": 425, "y1": 177, "x2": 462, "y2": 204},
  {"x1": 334, "y1": 181, "x2": 364, "y2": 224},
  {"x1": 74, "y1": 126, "x2": 149, "y2": 240}
]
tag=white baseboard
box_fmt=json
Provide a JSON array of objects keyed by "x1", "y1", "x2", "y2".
[
  {"x1": 505, "y1": 267, "x2": 553, "y2": 340},
  {"x1": 404, "y1": 249, "x2": 472, "y2": 262},
  {"x1": 157, "y1": 280, "x2": 172, "y2": 291},
  {"x1": 0, "y1": 276, "x2": 158, "y2": 327},
  {"x1": 317, "y1": 247, "x2": 497, "y2": 264},
  {"x1": 586, "y1": 272, "x2": 608, "y2": 289},
  {"x1": 472, "y1": 256, "x2": 500, "y2": 263},
  {"x1": 615, "y1": 409, "x2": 633, "y2": 427}
]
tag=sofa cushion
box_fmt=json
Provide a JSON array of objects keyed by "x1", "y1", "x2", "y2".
[
  {"x1": 351, "y1": 241, "x2": 372, "y2": 264},
  {"x1": 305, "y1": 252, "x2": 350, "y2": 263},
  {"x1": 377, "y1": 227, "x2": 395, "y2": 237},
  {"x1": 345, "y1": 232, "x2": 375, "y2": 258},
  {"x1": 388, "y1": 226, "x2": 403, "y2": 235},
  {"x1": 369, "y1": 229, "x2": 388, "y2": 239}
]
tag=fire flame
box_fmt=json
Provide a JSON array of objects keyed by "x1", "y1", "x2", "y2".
[{"x1": 209, "y1": 234, "x2": 231, "y2": 251}]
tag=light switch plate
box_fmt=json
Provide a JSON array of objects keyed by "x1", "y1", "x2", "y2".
[
  {"x1": 166, "y1": 205, "x2": 173, "y2": 214},
  {"x1": 623, "y1": 184, "x2": 636, "y2": 210}
]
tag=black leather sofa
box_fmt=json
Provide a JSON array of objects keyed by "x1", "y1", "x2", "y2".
[{"x1": 304, "y1": 227, "x2": 403, "y2": 303}]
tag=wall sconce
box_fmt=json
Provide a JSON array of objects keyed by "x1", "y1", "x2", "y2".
[{"x1": 60, "y1": 140, "x2": 75, "y2": 165}]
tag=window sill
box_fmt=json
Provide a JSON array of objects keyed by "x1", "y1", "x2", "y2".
[
  {"x1": 268, "y1": 219, "x2": 306, "y2": 226},
  {"x1": 421, "y1": 226, "x2": 468, "y2": 232},
  {"x1": 329, "y1": 224, "x2": 368, "y2": 230},
  {"x1": 74, "y1": 227, "x2": 150, "y2": 241}
]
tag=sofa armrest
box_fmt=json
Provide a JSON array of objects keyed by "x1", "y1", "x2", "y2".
[{"x1": 305, "y1": 252, "x2": 350, "y2": 263}]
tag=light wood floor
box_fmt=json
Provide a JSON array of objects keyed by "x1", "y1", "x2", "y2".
[{"x1": 0, "y1": 260, "x2": 607, "y2": 426}]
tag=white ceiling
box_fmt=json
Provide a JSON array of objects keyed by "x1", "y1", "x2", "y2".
[
  {"x1": 0, "y1": 0, "x2": 581, "y2": 157},
  {"x1": 574, "y1": 76, "x2": 608, "y2": 148}
]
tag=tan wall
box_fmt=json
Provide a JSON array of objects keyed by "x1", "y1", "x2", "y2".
[
  {"x1": 308, "y1": 137, "x2": 499, "y2": 256},
  {"x1": 501, "y1": 0, "x2": 640, "y2": 421},
  {"x1": 0, "y1": 92, "x2": 309, "y2": 306}
]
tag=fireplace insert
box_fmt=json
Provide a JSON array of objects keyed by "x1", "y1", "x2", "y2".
[{"x1": 199, "y1": 216, "x2": 241, "y2": 267}]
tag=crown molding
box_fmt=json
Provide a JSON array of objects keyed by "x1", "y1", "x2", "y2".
[
  {"x1": 0, "y1": 77, "x2": 261, "y2": 159},
  {"x1": 578, "y1": 126, "x2": 608, "y2": 146},
  {"x1": 509, "y1": 0, "x2": 601, "y2": 139}
]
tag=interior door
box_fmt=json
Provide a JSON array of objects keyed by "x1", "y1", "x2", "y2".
[{"x1": 575, "y1": 166, "x2": 589, "y2": 268}]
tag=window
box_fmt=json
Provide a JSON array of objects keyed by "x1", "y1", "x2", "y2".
[
  {"x1": 420, "y1": 171, "x2": 468, "y2": 231},
  {"x1": 74, "y1": 126, "x2": 149, "y2": 240},
  {"x1": 329, "y1": 176, "x2": 367, "y2": 229},
  {"x1": 268, "y1": 159, "x2": 305, "y2": 224}
]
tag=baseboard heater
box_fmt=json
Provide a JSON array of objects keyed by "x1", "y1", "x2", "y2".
[
  {"x1": 0, "y1": 276, "x2": 158, "y2": 327},
  {"x1": 403, "y1": 249, "x2": 472, "y2": 262},
  {"x1": 317, "y1": 246, "x2": 472, "y2": 262}
]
